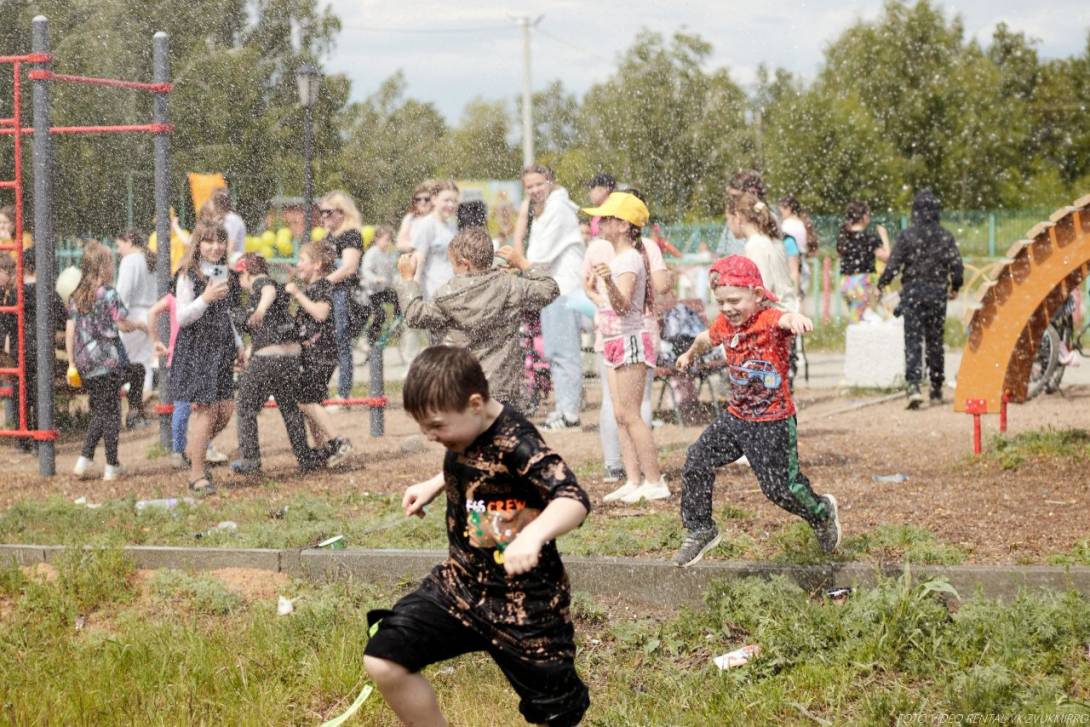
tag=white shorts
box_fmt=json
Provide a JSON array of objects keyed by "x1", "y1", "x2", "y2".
[{"x1": 602, "y1": 331, "x2": 655, "y2": 369}]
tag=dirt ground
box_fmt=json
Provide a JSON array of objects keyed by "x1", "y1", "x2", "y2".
[{"x1": 1, "y1": 379, "x2": 1088, "y2": 564}]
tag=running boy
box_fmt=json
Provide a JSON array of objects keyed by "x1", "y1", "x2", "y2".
[
  {"x1": 672, "y1": 256, "x2": 841, "y2": 567},
  {"x1": 364, "y1": 345, "x2": 591, "y2": 726}
]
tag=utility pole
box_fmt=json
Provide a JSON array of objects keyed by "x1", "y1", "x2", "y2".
[{"x1": 514, "y1": 15, "x2": 543, "y2": 168}]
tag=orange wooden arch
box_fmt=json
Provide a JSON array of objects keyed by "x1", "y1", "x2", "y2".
[{"x1": 954, "y1": 194, "x2": 1090, "y2": 413}]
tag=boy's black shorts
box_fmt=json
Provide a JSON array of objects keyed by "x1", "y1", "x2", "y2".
[
  {"x1": 365, "y1": 590, "x2": 589, "y2": 727},
  {"x1": 298, "y1": 363, "x2": 336, "y2": 404}
]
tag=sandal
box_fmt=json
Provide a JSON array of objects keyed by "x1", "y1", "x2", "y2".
[{"x1": 188, "y1": 474, "x2": 216, "y2": 497}]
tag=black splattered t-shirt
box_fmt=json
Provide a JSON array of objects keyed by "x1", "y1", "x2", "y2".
[{"x1": 417, "y1": 405, "x2": 591, "y2": 662}]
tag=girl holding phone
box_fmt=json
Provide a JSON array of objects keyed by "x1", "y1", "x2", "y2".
[{"x1": 171, "y1": 220, "x2": 242, "y2": 495}]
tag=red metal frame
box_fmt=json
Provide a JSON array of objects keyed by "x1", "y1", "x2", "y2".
[{"x1": 0, "y1": 53, "x2": 171, "y2": 442}]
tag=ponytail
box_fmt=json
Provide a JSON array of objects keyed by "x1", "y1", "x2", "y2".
[
  {"x1": 119, "y1": 229, "x2": 156, "y2": 273},
  {"x1": 630, "y1": 226, "x2": 654, "y2": 315}
]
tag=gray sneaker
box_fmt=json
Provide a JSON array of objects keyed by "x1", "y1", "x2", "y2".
[
  {"x1": 906, "y1": 383, "x2": 924, "y2": 410},
  {"x1": 813, "y1": 494, "x2": 842, "y2": 554},
  {"x1": 672, "y1": 527, "x2": 722, "y2": 567}
]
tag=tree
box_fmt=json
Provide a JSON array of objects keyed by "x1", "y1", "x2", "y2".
[
  {"x1": 578, "y1": 30, "x2": 753, "y2": 220},
  {"x1": 332, "y1": 72, "x2": 447, "y2": 226},
  {"x1": 442, "y1": 98, "x2": 519, "y2": 180}
]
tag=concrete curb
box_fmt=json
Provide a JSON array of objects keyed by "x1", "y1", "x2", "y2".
[{"x1": 3, "y1": 544, "x2": 1090, "y2": 605}]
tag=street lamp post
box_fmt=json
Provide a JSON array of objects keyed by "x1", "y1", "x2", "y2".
[{"x1": 295, "y1": 63, "x2": 321, "y2": 235}]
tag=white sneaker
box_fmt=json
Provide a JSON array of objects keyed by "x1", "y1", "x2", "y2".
[
  {"x1": 73, "y1": 456, "x2": 93, "y2": 479},
  {"x1": 103, "y1": 464, "x2": 123, "y2": 481},
  {"x1": 732, "y1": 455, "x2": 750, "y2": 467},
  {"x1": 603, "y1": 481, "x2": 640, "y2": 503},
  {"x1": 205, "y1": 445, "x2": 228, "y2": 464},
  {"x1": 620, "y1": 478, "x2": 671, "y2": 504}
]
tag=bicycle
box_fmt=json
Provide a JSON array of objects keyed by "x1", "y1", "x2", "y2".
[{"x1": 1027, "y1": 295, "x2": 1087, "y2": 398}]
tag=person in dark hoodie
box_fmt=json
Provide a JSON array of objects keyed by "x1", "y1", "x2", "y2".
[{"x1": 877, "y1": 190, "x2": 964, "y2": 409}]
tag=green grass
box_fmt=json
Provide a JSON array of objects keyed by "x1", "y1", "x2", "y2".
[
  {"x1": 0, "y1": 493, "x2": 978, "y2": 565},
  {"x1": 986, "y1": 428, "x2": 1090, "y2": 471},
  {"x1": 1, "y1": 549, "x2": 1088, "y2": 724},
  {"x1": 0, "y1": 494, "x2": 967, "y2": 566}
]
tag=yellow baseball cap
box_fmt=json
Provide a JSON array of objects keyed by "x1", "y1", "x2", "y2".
[{"x1": 581, "y1": 192, "x2": 649, "y2": 228}]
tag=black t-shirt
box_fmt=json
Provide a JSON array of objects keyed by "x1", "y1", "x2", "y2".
[
  {"x1": 837, "y1": 229, "x2": 882, "y2": 275},
  {"x1": 419, "y1": 406, "x2": 591, "y2": 662},
  {"x1": 245, "y1": 277, "x2": 298, "y2": 351},
  {"x1": 329, "y1": 229, "x2": 363, "y2": 288},
  {"x1": 295, "y1": 278, "x2": 337, "y2": 367}
]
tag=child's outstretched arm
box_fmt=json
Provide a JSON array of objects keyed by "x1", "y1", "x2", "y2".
[
  {"x1": 676, "y1": 330, "x2": 713, "y2": 370},
  {"x1": 778, "y1": 311, "x2": 814, "y2": 335},
  {"x1": 402, "y1": 472, "x2": 445, "y2": 518},
  {"x1": 503, "y1": 498, "x2": 588, "y2": 576}
]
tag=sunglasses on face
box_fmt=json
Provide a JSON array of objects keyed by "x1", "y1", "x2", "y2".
[
  {"x1": 319, "y1": 208, "x2": 338, "y2": 217},
  {"x1": 414, "y1": 196, "x2": 430, "y2": 203}
]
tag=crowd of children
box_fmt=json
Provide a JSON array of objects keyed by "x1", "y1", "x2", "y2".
[{"x1": 0, "y1": 167, "x2": 974, "y2": 725}]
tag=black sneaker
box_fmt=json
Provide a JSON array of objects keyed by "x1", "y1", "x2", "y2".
[
  {"x1": 326, "y1": 437, "x2": 353, "y2": 467},
  {"x1": 125, "y1": 412, "x2": 149, "y2": 430},
  {"x1": 230, "y1": 458, "x2": 262, "y2": 475},
  {"x1": 906, "y1": 384, "x2": 924, "y2": 410},
  {"x1": 929, "y1": 388, "x2": 944, "y2": 406},
  {"x1": 813, "y1": 495, "x2": 842, "y2": 554},
  {"x1": 672, "y1": 527, "x2": 722, "y2": 567}
]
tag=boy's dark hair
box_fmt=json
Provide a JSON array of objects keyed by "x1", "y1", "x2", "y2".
[
  {"x1": 448, "y1": 227, "x2": 494, "y2": 271},
  {"x1": 403, "y1": 345, "x2": 490, "y2": 420},
  {"x1": 588, "y1": 173, "x2": 615, "y2": 190}
]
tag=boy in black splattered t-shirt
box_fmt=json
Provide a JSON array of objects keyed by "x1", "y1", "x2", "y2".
[{"x1": 364, "y1": 346, "x2": 591, "y2": 726}]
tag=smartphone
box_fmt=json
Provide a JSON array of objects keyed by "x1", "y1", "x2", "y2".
[{"x1": 202, "y1": 262, "x2": 228, "y2": 284}]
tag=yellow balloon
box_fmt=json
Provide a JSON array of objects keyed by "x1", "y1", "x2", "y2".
[
  {"x1": 261, "y1": 230, "x2": 275, "y2": 245},
  {"x1": 310, "y1": 227, "x2": 327, "y2": 241},
  {"x1": 244, "y1": 236, "x2": 260, "y2": 253},
  {"x1": 276, "y1": 239, "x2": 294, "y2": 256},
  {"x1": 276, "y1": 227, "x2": 292, "y2": 245},
  {"x1": 362, "y1": 225, "x2": 376, "y2": 248},
  {"x1": 259, "y1": 244, "x2": 275, "y2": 259}
]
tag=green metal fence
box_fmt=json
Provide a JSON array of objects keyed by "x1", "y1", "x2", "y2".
[{"x1": 658, "y1": 208, "x2": 1056, "y2": 259}]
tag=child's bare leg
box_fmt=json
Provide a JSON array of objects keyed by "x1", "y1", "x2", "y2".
[
  {"x1": 187, "y1": 405, "x2": 211, "y2": 482},
  {"x1": 607, "y1": 365, "x2": 662, "y2": 483},
  {"x1": 301, "y1": 403, "x2": 333, "y2": 447},
  {"x1": 211, "y1": 400, "x2": 234, "y2": 438},
  {"x1": 364, "y1": 655, "x2": 447, "y2": 727}
]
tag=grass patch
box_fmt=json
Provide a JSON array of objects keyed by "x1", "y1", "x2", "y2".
[
  {"x1": 987, "y1": 428, "x2": 1090, "y2": 471},
  {"x1": 2, "y1": 562, "x2": 1087, "y2": 724},
  {"x1": 841, "y1": 523, "x2": 968, "y2": 565},
  {"x1": 1047, "y1": 540, "x2": 1090, "y2": 567}
]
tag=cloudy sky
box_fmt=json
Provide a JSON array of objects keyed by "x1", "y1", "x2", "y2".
[{"x1": 324, "y1": 1, "x2": 1090, "y2": 120}]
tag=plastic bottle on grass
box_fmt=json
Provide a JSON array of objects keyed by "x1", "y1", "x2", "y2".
[{"x1": 135, "y1": 497, "x2": 196, "y2": 512}]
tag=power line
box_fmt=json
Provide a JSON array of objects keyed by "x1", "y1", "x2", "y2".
[{"x1": 536, "y1": 27, "x2": 611, "y2": 64}]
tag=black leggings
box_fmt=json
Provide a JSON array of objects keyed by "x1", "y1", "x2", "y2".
[
  {"x1": 123, "y1": 363, "x2": 145, "y2": 415},
  {"x1": 680, "y1": 412, "x2": 829, "y2": 533},
  {"x1": 236, "y1": 354, "x2": 315, "y2": 466},
  {"x1": 82, "y1": 371, "x2": 123, "y2": 465}
]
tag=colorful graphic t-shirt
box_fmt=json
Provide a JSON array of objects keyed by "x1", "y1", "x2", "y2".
[
  {"x1": 708, "y1": 306, "x2": 795, "y2": 422},
  {"x1": 68, "y1": 286, "x2": 128, "y2": 379},
  {"x1": 418, "y1": 406, "x2": 591, "y2": 662}
]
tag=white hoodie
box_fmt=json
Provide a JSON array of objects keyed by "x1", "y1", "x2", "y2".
[{"x1": 526, "y1": 186, "x2": 585, "y2": 296}]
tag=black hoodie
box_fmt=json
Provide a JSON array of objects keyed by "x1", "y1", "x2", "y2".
[{"x1": 877, "y1": 190, "x2": 964, "y2": 293}]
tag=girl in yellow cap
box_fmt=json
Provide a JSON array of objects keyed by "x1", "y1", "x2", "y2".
[{"x1": 583, "y1": 192, "x2": 669, "y2": 503}]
